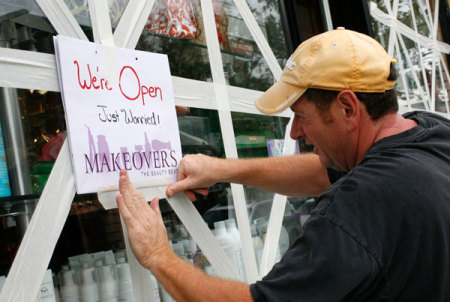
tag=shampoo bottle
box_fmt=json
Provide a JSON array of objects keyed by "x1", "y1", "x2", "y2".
[
  {"x1": 96, "y1": 260, "x2": 119, "y2": 302},
  {"x1": 225, "y1": 218, "x2": 246, "y2": 281},
  {"x1": 78, "y1": 262, "x2": 99, "y2": 302},
  {"x1": 116, "y1": 257, "x2": 134, "y2": 302},
  {"x1": 59, "y1": 266, "x2": 80, "y2": 302}
]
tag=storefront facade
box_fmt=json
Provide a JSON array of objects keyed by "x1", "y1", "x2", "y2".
[{"x1": 0, "y1": 0, "x2": 448, "y2": 301}]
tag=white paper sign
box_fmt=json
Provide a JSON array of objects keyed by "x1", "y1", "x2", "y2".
[{"x1": 54, "y1": 36, "x2": 182, "y2": 194}]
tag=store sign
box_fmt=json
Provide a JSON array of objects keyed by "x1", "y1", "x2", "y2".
[{"x1": 54, "y1": 36, "x2": 181, "y2": 194}]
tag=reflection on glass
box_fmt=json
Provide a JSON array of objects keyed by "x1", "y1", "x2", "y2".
[
  {"x1": 62, "y1": 0, "x2": 129, "y2": 28},
  {"x1": 135, "y1": 0, "x2": 288, "y2": 91},
  {"x1": 0, "y1": 0, "x2": 56, "y2": 53}
]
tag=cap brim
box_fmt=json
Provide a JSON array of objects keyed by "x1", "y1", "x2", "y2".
[{"x1": 255, "y1": 80, "x2": 306, "y2": 114}]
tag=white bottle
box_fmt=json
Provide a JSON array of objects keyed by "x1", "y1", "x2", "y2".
[
  {"x1": 214, "y1": 221, "x2": 242, "y2": 281},
  {"x1": 78, "y1": 262, "x2": 99, "y2": 302},
  {"x1": 225, "y1": 218, "x2": 246, "y2": 281},
  {"x1": 96, "y1": 261, "x2": 119, "y2": 302},
  {"x1": 251, "y1": 224, "x2": 264, "y2": 270},
  {"x1": 116, "y1": 257, "x2": 134, "y2": 302},
  {"x1": 59, "y1": 266, "x2": 80, "y2": 302}
]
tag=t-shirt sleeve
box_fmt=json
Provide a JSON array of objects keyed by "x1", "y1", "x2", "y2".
[{"x1": 250, "y1": 215, "x2": 380, "y2": 302}]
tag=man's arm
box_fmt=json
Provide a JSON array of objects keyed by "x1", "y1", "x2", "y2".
[
  {"x1": 117, "y1": 170, "x2": 253, "y2": 302},
  {"x1": 167, "y1": 153, "x2": 331, "y2": 200}
]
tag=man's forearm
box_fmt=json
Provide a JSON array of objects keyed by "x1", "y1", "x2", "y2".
[
  {"x1": 218, "y1": 153, "x2": 330, "y2": 197},
  {"x1": 150, "y1": 252, "x2": 253, "y2": 302}
]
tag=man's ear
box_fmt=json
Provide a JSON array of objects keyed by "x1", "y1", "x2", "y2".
[{"x1": 336, "y1": 90, "x2": 360, "y2": 129}]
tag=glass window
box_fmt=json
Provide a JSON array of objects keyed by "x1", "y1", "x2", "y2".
[{"x1": 0, "y1": 0, "x2": 301, "y2": 297}]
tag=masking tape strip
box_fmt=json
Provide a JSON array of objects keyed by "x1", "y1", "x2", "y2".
[
  {"x1": 383, "y1": 0, "x2": 397, "y2": 57},
  {"x1": 113, "y1": 0, "x2": 156, "y2": 49},
  {"x1": 417, "y1": 0, "x2": 433, "y2": 31},
  {"x1": 97, "y1": 177, "x2": 171, "y2": 210},
  {"x1": 0, "y1": 141, "x2": 76, "y2": 302},
  {"x1": 407, "y1": 0, "x2": 432, "y2": 105},
  {"x1": 320, "y1": 0, "x2": 334, "y2": 31},
  {"x1": 120, "y1": 216, "x2": 155, "y2": 302},
  {"x1": 233, "y1": 0, "x2": 282, "y2": 79},
  {"x1": 87, "y1": 0, "x2": 119, "y2": 87},
  {"x1": 200, "y1": 0, "x2": 259, "y2": 282},
  {"x1": 34, "y1": 0, "x2": 88, "y2": 41},
  {"x1": 0, "y1": 48, "x2": 59, "y2": 92},
  {"x1": 394, "y1": 31, "x2": 429, "y2": 110},
  {"x1": 430, "y1": 0, "x2": 440, "y2": 112},
  {"x1": 88, "y1": 0, "x2": 114, "y2": 46},
  {"x1": 259, "y1": 116, "x2": 295, "y2": 277}
]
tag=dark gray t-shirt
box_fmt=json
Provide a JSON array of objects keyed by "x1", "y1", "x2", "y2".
[{"x1": 250, "y1": 111, "x2": 450, "y2": 301}]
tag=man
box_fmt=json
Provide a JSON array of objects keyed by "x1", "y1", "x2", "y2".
[{"x1": 117, "y1": 28, "x2": 450, "y2": 301}]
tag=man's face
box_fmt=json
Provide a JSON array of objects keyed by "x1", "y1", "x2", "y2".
[{"x1": 290, "y1": 96, "x2": 350, "y2": 171}]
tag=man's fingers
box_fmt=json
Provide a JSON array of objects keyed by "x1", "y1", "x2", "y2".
[
  {"x1": 117, "y1": 193, "x2": 132, "y2": 222},
  {"x1": 184, "y1": 190, "x2": 196, "y2": 202},
  {"x1": 166, "y1": 180, "x2": 185, "y2": 198},
  {"x1": 149, "y1": 197, "x2": 161, "y2": 217},
  {"x1": 119, "y1": 170, "x2": 133, "y2": 200}
]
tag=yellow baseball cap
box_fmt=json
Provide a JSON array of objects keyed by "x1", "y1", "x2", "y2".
[{"x1": 255, "y1": 28, "x2": 397, "y2": 114}]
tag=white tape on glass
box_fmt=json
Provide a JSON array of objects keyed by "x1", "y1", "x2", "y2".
[
  {"x1": 200, "y1": 0, "x2": 259, "y2": 283},
  {"x1": 35, "y1": 0, "x2": 88, "y2": 41},
  {"x1": 113, "y1": 0, "x2": 157, "y2": 49}
]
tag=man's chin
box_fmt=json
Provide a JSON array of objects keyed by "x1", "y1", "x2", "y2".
[{"x1": 319, "y1": 156, "x2": 345, "y2": 172}]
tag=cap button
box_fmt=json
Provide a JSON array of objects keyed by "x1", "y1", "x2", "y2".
[{"x1": 337, "y1": 27, "x2": 345, "y2": 30}]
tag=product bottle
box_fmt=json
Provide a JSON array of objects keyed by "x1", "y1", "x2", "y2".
[
  {"x1": 213, "y1": 220, "x2": 243, "y2": 281},
  {"x1": 96, "y1": 260, "x2": 119, "y2": 302},
  {"x1": 59, "y1": 266, "x2": 80, "y2": 302},
  {"x1": 116, "y1": 257, "x2": 134, "y2": 302},
  {"x1": 251, "y1": 224, "x2": 264, "y2": 271},
  {"x1": 225, "y1": 218, "x2": 246, "y2": 281},
  {"x1": 78, "y1": 262, "x2": 99, "y2": 302}
]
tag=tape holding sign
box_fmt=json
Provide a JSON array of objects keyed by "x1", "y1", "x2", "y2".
[{"x1": 53, "y1": 36, "x2": 182, "y2": 195}]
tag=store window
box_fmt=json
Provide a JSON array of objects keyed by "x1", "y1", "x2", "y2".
[{"x1": 0, "y1": 0, "x2": 306, "y2": 300}]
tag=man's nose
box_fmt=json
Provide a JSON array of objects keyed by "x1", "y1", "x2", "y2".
[{"x1": 290, "y1": 117, "x2": 305, "y2": 140}]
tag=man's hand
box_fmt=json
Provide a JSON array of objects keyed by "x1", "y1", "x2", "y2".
[
  {"x1": 166, "y1": 154, "x2": 220, "y2": 201},
  {"x1": 116, "y1": 169, "x2": 171, "y2": 270}
]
